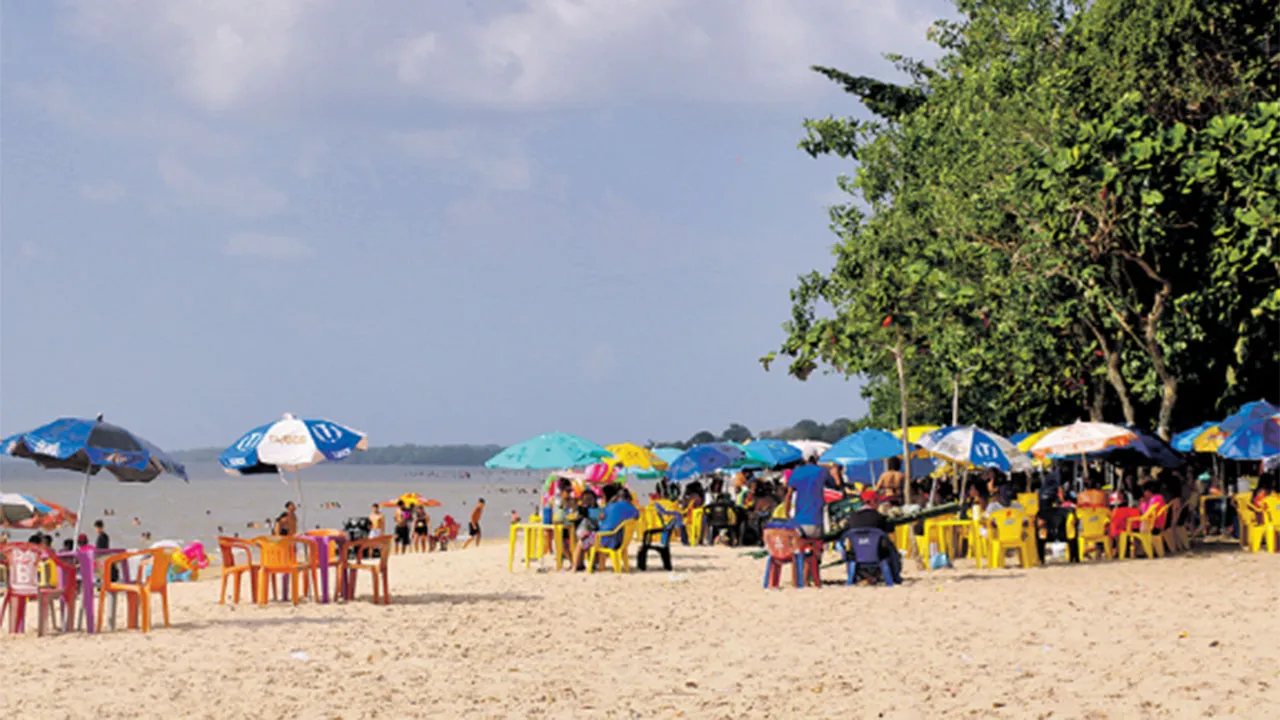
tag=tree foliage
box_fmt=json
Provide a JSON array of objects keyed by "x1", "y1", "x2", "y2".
[{"x1": 766, "y1": 0, "x2": 1279, "y2": 438}]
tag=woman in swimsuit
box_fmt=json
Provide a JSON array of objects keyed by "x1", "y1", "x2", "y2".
[{"x1": 412, "y1": 506, "x2": 431, "y2": 553}]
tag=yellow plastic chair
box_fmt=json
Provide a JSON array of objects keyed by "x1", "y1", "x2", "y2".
[
  {"x1": 1075, "y1": 507, "x2": 1113, "y2": 561},
  {"x1": 1233, "y1": 496, "x2": 1268, "y2": 553},
  {"x1": 987, "y1": 509, "x2": 1036, "y2": 568},
  {"x1": 1017, "y1": 493, "x2": 1039, "y2": 518},
  {"x1": 1263, "y1": 505, "x2": 1280, "y2": 553},
  {"x1": 1118, "y1": 503, "x2": 1170, "y2": 559},
  {"x1": 587, "y1": 520, "x2": 637, "y2": 574},
  {"x1": 685, "y1": 507, "x2": 704, "y2": 545}
]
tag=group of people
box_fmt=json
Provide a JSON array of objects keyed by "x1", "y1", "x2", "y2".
[
  {"x1": 361, "y1": 499, "x2": 485, "y2": 553},
  {"x1": 542, "y1": 478, "x2": 641, "y2": 571}
]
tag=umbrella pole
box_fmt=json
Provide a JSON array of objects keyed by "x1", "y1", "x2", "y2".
[
  {"x1": 296, "y1": 469, "x2": 306, "y2": 530},
  {"x1": 73, "y1": 466, "x2": 92, "y2": 537}
]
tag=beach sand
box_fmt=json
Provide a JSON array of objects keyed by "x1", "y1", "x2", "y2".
[{"x1": 3, "y1": 541, "x2": 1278, "y2": 719}]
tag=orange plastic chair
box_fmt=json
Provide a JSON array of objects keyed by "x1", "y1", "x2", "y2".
[
  {"x1": 1118, "y1": 503, "x2": 1170, "y2": 559},
  {"x1": 216, "y1": 536, "x2": 260, "y2": 605},
  {"x1": 341, "y1": 536, "x2": 391, "y2": 604},
  {"x1": 255, "y1": 537, "x2": 319, "y2": 606},
  {"x1": 98, "y1": 549, "x2": 171, "y2": 633},
  {"x1": 1075, "y1": 507, "x2": 1113, "y2": 561}
]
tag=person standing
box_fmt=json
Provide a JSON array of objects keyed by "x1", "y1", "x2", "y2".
[
  {"x1": 462, "y1": 499, "x2": 486, "y2": 549},
  {"x1": 393, "y1": 500, "x2": 412, "y2": 554},
  {"x1": 785, "y1": 457, "x2": 837, "y2": 539},
  {"x1": 368, "y1": 503, "x2": 386, "y2": 538},
  {"x1": 274, "y1": 502, "x2": 298, "y2": 536}
]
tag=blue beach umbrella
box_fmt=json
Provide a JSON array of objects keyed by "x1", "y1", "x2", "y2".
[
  {"x1": 1218, "y1": 400, "x2": 1279, "y2": 435},
  {"x1": 651, "y1": 447, "x2": 685, "y2": 465},
  {"x1": 1216, "y1": 414, "x2": 1280, "y2": 461},
  {"x1": 1093, "y1": 425, "x2": 1185, "y2": 468},
  {"x1": 820, "y1": 429, "x2": 904, "y2": 466},
  {"x1": 666, "y1": 443, "x2": 745, "y2": 481},
  {"x1": 3, "y1": 415, "x2": 187, "y2": 535},
  {"x1": 220, "y1": 413, "x2": 368, "y2": 525},
  {"x1": 484, "y1": 432, "x2": 612, "y2": 470},
  {"x1": 745, "y1": 439, "x2": 804, "y2": 468},
  {"x1": 918, "y1": 426, "x2": 1031, "y2": 473}
]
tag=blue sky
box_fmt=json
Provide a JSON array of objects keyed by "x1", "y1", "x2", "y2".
[{"x1": 1, "y1": 1, "x2": 949, "y2": 449}]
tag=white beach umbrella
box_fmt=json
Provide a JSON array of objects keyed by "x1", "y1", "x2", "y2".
[{"x1": 1028, "y1": 421, "x2": 1137, "y2": 458}]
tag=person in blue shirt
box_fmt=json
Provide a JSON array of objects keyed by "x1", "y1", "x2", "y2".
[
  {"x1": 571, "y1": 484, "x2": 639, "y2": 571},
  {"x1": 785, "y1": 457, "x2": 840, "y2": 539}
]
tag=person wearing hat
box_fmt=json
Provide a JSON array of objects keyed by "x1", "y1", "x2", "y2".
[{"x1": 846, "y1": 490, "x2": 902, "y2": 583}]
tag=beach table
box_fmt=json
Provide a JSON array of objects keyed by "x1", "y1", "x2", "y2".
[
  {"x1": 508, "y1": 523, "x2": 572, "y2": 571},
  {"x1": 304, "y1": 534, "x2": 347, "y2": 604},
  {"x1": 56, "y1": 546, "x2": 129, "y2": 634}
]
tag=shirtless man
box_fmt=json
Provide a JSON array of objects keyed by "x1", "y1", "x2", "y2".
[
  {"x1": 275, "y1": 502, "x2": 298, "y2": 536},
  {"x1": 368, "y1": 503, "x2": 386, "y2": 538},
  {"x1": 462, "y1": 498, "x2": 486, "y2": 549}
]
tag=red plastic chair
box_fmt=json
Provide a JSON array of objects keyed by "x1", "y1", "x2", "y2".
[{"x1": 1, "y1": 542, "x2": 77, "y2": 636}]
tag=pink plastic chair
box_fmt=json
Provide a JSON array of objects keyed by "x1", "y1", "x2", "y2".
[{"x1": 1, "y1": 542, "x2": 77, "y2": 636}]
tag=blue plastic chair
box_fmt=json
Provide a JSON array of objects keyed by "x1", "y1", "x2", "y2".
[{"x1": 838, "y1": 527, "x2": 895, "y2": 587}]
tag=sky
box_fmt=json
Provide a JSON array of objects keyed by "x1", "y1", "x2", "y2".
[{"x1": 0, "y1": 0, "x2": 952, "y2": 449}]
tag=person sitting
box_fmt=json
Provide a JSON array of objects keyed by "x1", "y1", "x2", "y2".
[
  {"x1": 845, "y1": 489, "x2": 903, "y2": 583},
  {"x1": 985, "y1": 483, "x2": 1022, "y2": 514},
  {"x1": 1076, "y1": 476, "x2": 1108, "y2": 508},
  {"x1": 573, "y1": 484, "x2": 638, "y2": 571},
  {"x1": 431, "y1": 515, "x2": 460, "y2": 551}
]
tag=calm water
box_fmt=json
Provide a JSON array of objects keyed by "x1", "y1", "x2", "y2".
[{"x1": 0, "y1": 461, "x2": 657, "y2": 548}]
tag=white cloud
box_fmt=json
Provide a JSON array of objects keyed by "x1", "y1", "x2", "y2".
[
  {"x1": 79, "y1": 181, "x2": 127, "y2": 203},
  {"x1": 223, "y1": 232, "x2": 312, "y2": 261},
  {"x1": 157, "y1": 156, "x2": 288, "y2": 218},
  {"x1": 391, "y1": 128, "x2": 531, "y2": 191},
  {"x1": 63, "y1": 0, "x2": 947, "y2": 112}
]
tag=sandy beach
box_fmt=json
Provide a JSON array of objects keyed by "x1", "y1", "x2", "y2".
[{"x1": 3, "y1": 541, "x2": 1277, "y2": 719}]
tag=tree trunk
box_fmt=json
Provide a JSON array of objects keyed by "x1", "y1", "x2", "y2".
[
  {"x1": 894, "y1": 329, "x2": 911, "y2": 490},
  {"x1": 951, "y1": 373, "x2": 960, "y2": 427},
  {"x1": 1089, "y1": 375, "x2": 1108, "y2": 421},
  {"x1": 1120, "y1": 251, "x2": 1178, "y2": 439},
  {"x1": 1085, "y1": 319, "x2": 1135, "y2": 424},
  {"x1": 1145, "y1": 294, "x2": 1178, "y2": 440}
]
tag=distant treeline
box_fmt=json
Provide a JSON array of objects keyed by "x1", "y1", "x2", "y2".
[
  {"x1": 651, "y1": 418, "x2": 860, "y2": 450},
  {"x1": 172, "y1": 444, "x2": 504, "y2": 467}
]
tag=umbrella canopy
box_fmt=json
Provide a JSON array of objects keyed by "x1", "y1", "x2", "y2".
[
  {"x1": 651, "y1": 447, "x2": 685, "y2": 465},
  {"x1": 1216, "y1": 414, "x2": 1280, "y2": 461},
  {"x1": 3, "y1": 416, "x2": 187, "y2": 483},
  {"x1": 1028, "y1": 421, "x2": 1136, "y2": 458},
  {"x1": 485, "y1": 432, "x2": 612, "y2": 470},
  {"x1": 666, "y1": 443, "x2": 744, "y2": 481},
  {"x1": 3, "y1": 415, "x2": 187, "y2": 536},
  {"x1": 0, "y1": 493, "x2": 77, "y2": 530},
  {"x1": 1093, "y1": 425, "x2": 1185, "y2": 468},
  {"x1": 787, "y1": 440, "x2": 831, "y2": 460},
  {"x1": 720, "y1": 442, "x2": 775, "y2": 468},
  {"x1": 1015, "y1": 428, "x2": 1059, "y2": 453},
  {"x1": 1171, "y1": 422, "x2": 1217, "y2": 453},
  {"x1": 604, "y1": 443, "x2": 669, "y2": 471},
  {"x1": 1218, "y1": 400, "x2": 1280, "y2": 435},
  {"x1": 893, "y1": 426, "x2": 942, "y2": 443},
  {"x1": 378, "y1": 493, "x2": 441, "y2": 508},
  {"x1": 744, "y1": 439, "x2": 803, "y2": 467},
  {"x1": 219, "y1": 413, "x2": 368, "y2": 474},
  {"x1": 821, "y1": 429, "x2": 903, "y2": 466},
  {"x1": 919, "y1": 426, "x2": 1031, "y2": 473}
]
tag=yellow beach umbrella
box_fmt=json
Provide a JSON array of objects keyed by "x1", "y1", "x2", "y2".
[
  {"x1": 892, "y1": 426, "x2": 942, "y2": 443},
  {"x1": 1016, "y1": 428, "x2": 1059, "y2": 453},
  {"x1": 1192, "y1": 426, "x2": 1227, "y2": 452},
  {"x1": 604, "y1": 443, "x2": 669, "y2": 471}
]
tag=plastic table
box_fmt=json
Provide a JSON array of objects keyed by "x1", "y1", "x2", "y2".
[{"x1": 56, "y1": 546, "x2": 128, "y2": 634}]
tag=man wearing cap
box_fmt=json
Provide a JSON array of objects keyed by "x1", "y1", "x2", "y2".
[{"x1": 846, "y1": 490, "x2": 902, "y2": 583}]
